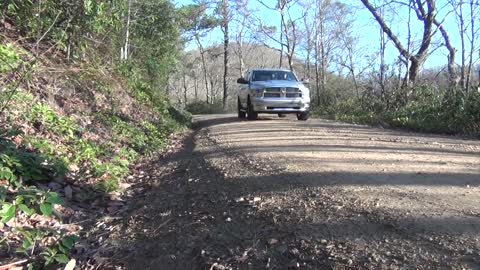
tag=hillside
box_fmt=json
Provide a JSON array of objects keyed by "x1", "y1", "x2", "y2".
[
  {"x1": 1, "y1": 0, "x2": 480, "y2": 268},
  {"x1": 0, "y1": 5, "x2": 190, "y2": 268}
]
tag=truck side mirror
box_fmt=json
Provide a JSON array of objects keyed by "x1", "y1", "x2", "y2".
[
  {"x1": 301, "y1": 78, "x2": 310, "y2": 84},
  {"x1": 237, "y1": 77, "x2": 249, "y2": 84}
]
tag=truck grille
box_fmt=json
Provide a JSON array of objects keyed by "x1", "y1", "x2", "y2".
[
  {"x1": 264, "y1": 87, "x2": 301, "y2": 98},
  {"x1": 264, "y1": 92, "x2": 281, "y2": 98},
  {"x1": 267, "y1": 106, "x2": 301, "y2": 110}
]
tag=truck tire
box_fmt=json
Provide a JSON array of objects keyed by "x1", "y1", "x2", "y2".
[
  {"x1": 247, "y1": 97, "x2": 258, "y2": 120},
  {"x1": 238, "y1": 98, "x2": 246, "y2": 119},
  {"x1": 297, "y1": 112, "x2": 309, "y2": 121}
]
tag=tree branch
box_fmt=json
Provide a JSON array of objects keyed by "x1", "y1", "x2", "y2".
[{"x1": 360, "y1": 0, "x2": 410, "y2": 59}]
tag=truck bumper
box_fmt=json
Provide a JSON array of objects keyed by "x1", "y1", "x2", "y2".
[{"x1": 252, "y1": 97, "x2": 310, "y2": 113}]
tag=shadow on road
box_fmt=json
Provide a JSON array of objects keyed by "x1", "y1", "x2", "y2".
[{"x1": 108, "y1": 114, "x2": 480, "y2": 269}]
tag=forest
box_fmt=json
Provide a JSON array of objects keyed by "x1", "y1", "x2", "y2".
[
  {"x1": 174, "y1": 0, "x2": 480, "y2": 136},
  {"x1": 0, "y1": 0, "x2": 479, "y2": 268}
]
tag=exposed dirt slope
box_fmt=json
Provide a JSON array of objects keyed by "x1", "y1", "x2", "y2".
[{"x1": 109, "y1": 114, "x2": 480, "y2": 269}]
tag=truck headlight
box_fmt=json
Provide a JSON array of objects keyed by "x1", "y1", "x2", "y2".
[
  {"x1": 300, "y1": 87, "x2": 310, "y2": 99},
  {"x1": 255, "y1": 88, "x2": 264, "y2": 97}
]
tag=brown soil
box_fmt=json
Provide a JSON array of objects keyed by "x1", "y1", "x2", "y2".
[{"x1": 108, "y1": 114, "x2": 480, "y2": 269}]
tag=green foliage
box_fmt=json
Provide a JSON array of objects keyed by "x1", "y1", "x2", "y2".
[
  {"x1": 0, "y1": 187, "x2": 63, "y2": 223},
  {"x1": 0, "y1": 184, "x2": 76, "y2": 265},
  {"x1": 168, "y1": 107, "x2": 192, "y2": 128},
  {"x1": 95, "y1": 177, "x2": 120, "y2": 193},
  {"x1": 332, "y1": 97, "x2": 379, "y2": 124},
  {"x1": 40, "y1": 234, "x2": 78, "y2": 266},
  {"x1": 312, "y1": 86, "x2": 480, "y2": 137},
  {"x1": 27, "y1": 103, "x2": 77, "y2": 138},
  {"x1": 73, "y1": 139, "x2": 101, "y2": 163},
  {"x1": 97, "y1": 112, "x2": 146, "y2": 152},
  {"x1": 177, "y1": 3, "x2": 220, "y2": 36},
  {"x1": 3, "y1": 87, "x2": 189, "y2": 202},
  {"x1": 96, "y1": 110, "x2": 183, "y2": 154},
  {"x1": 185, "y1": 100, "x2": 225, "y2": 114},
  {"x1": 0, "y1": 139, "x2": 67, "y2": 185},
  {"x1": 0, "y1": 43, "x2": 22, "y2": 72},
  {"x1": 385, "y1": 86, "x2": 444, "y2": 132},
  {"x1": 441, "y1": 90, "x2": 480, "y2": 136},
  {"x1": 1, "y1": 0, "x2": 191, "y2": 265},
  {"x1": 0, "y1": 136, "x2": 77, "y2": 266},
  {"x1": 1, "y1": 0, "x2": 124, "y2": 59}
]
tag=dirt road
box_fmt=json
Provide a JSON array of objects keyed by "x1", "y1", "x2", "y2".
[{"x1": 110, "y1": 114, "x2": 480, "y2": 269}]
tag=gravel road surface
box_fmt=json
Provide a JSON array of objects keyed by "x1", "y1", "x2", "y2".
[{"x1": 110, "y1": 114, "x2": 480, "y2": 269}]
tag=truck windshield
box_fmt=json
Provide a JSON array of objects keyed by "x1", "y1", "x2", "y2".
[{"x1": 251, "y1": 70, "x2": 297, "y2": 82}]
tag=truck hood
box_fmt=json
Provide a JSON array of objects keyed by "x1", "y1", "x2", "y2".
[{"x1": 250, "y1": 80, "x2": 305, "y2": 89}]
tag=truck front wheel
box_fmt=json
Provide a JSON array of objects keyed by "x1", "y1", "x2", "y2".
[
  {"x1": 297, "y1": 112, "x2": 309, "y2": 121},
  {"x1": 247, "y1": 97, "x2": 258, "y2": 120},
  {"x1": 238, "y1": 98, "x2": 246, "y2": 119}
]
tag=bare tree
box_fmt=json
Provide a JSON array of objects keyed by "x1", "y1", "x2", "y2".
[
  {"x1": 312, "y1": 0, "x2": 352, "y2": 105},
  {"x1": 178, "y1": 3, "x2": 220, "y2": 103},
  {"x1": 195, "y1": 34, "x2": 211, "y2": 103},
  {"x1": 338, "y1": 34, "x2": 363, "y2": 98},
  {"x1": 465, "y1": 0, "x2": 479, "y2": 92},
  {"x1": 232, "y1": 0, "x2": 250, "y2": 77},
  {"x1": 361, "y1": 0, "x2": 436, "y2": 86},
  {"x1": 298, "y1": 0, "x2": 315, "y2": 78},
  {"x1": 217, "y1": 0, "x2": 231, "y2": 109},
  {"x1": 121, "y1": 0, "x2": 133, "y2": 60},
  {"x1": 450, "y1": 0, "x2": 480, "y2": 91},
  {"x1": 254, "y1": 0, "x2": 303, "y2": 71},
  {"x1": 432, "y1": 13, "x2": 458, "y2": 88}
]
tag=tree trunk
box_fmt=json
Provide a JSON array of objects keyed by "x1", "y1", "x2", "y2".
[
  {"x1": 465, "y1": 0, "x2": 476, "y2": 93},
  {"x1": 320, "y1": 27, "x2": 326, "y2": 102},
  {"x1": 314, "y1": 58, "x2": 320, "y2": 106},
  {"x1": 196, "y1": 35, "x2": 210, "y2": 103},
  {"x1": 278, "y1": 2, "x2": 286, "y2": 68},
  {"x1": 279, "y1": 17, "x2": 284, "y2": 68},
  {"x1": 304, "y1": 13, "x2": 312, "y2": 78},
  {"x1": 221, "y1": 0, "x2": 229, "y2": 110},
  {"x1": 404, "y1": 0, "x2": 412, "y2": 87},
  {"x1": 379, "y1": 23, "x2": 386, "y2": 96},
  {"x1": 458, "y1": 1, "x2": 466, "y2": 90},
  {"x1": 433, "y1": 16, "x2": 458, "y2": 89},
  {"x1": 183, "y1": 72, "x2": 188, "y2": 106},
  {"x1": 314, "y1": 35, "x2": 321, "y2": 106},
  {"x1": 287, "y1": 53, "x2": 293, "y2": 71},
  {"x1": 123, "y1": 0, "x2": 132, "y2": 61},
  {"x1": 361, "y1": 0, "x2": 435, "y2": 87},
  {"x1": 237, "y1": 28, "x2": 245, "y2": 77},
  {"x1": 194, "y1": 75, "x2": 198, "y2": 101}
]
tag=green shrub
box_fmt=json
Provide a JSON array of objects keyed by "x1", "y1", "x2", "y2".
[
  {"x1": 73, "y1": 139, "x2": 102, "y2": 163},
  {"x1": 185, "y1": 100, "x2": 224, "y2": 114},
  {"x1": 0, "y1": 166, "x2": 77, "y2": 267},
  {"x1": 384, "y1": 86, "x2": 447, "y2": 133},
  {"x1": 312, "y1": 86, "x2": 479, "y2": 137},
  {"x1": 335, "y1": 97, "x2": 379, "y2": 124},
  {"x1": 0, "y1": 43, "x2": 22, "y2": 72},
  {"x1": 27, "y1": 103, "x2": 78, "y2": 138},
  {"x1": 168, "y1": 106, "x2": 192, "y2": 127},
  {"x1": 443, "y1": 90, "x2": 480, "y2": 136},
  {"x1": 95, "y1": 177, "x2": 120, "y2": 193},
  {"x1": 0, "y1": 139, "x2": 67, "y2": 184}
]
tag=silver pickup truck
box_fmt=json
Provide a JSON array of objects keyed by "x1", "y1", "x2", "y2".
[{"x1": 236, "y1": 68, "x2": 311, "y2": 120}]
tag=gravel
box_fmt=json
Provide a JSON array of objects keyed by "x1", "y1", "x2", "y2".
[{"x1": 108, "y1": 114, "x2": 480, "y2": 269}]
